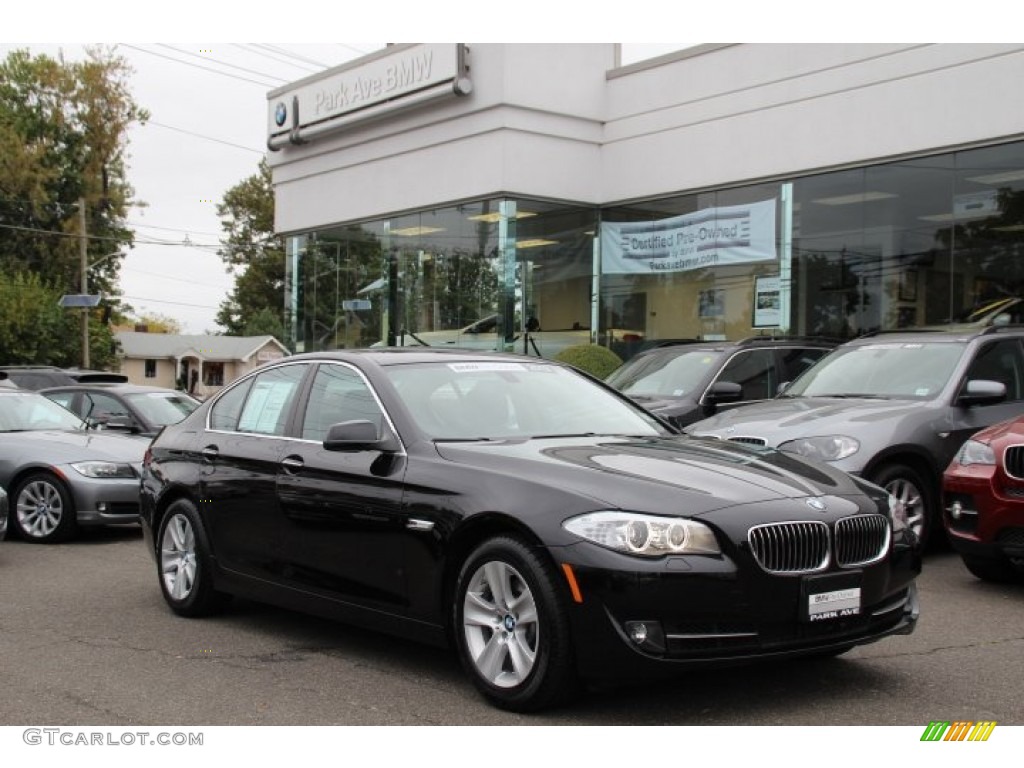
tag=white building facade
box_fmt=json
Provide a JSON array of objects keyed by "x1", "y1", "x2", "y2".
[{"x1": 267, "y1": 43, "x2": 1024, "y2": 357}]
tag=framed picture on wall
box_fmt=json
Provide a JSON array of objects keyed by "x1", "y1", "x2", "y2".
[{"x1": 899, "y1": 269, "x2": 918, "y2": 302}]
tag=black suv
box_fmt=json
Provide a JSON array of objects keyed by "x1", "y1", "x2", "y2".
[
  {"x1": 0, "y1": 366, "x2": 127, "y2": 391},
  {"x1": 688, "y1": 327, "x2": 1024, "y2": 548},
  {"x1": 606, "y1": 337, "x2": 836, "y2": 428}
]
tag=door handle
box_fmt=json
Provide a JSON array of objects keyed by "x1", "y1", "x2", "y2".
[
  {"x1": 200, "y1": 446, "x2": 219, "y2": 461},
  {"x1": 281, "y1": 456, "x2": 305, "y2": 472}
]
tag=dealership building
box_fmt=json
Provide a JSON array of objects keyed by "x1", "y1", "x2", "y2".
[{"x1": 266, "y1": 43, "x2": 1024, "y2": 356}]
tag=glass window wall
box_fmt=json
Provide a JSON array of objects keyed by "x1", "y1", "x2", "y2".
[{"x1": 284, "y1": 140, "x2": 1024, "y2": 358}]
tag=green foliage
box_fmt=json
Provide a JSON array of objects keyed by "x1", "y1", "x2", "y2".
[
  {"x1": 215, "y1": 159, "x2": 286, "y2": 337},
  {"x1": 0, "y1": 268, "x2": 117, "y2": 368},
  {"x1": 0, "y1": 46, "x2": 145, "y2": 366},
  {"x1": 553, "y1": 344, "x2": 623, "y2": 379},
  {"x1": 241, "y1": 306, "x2": 286, "y2": 341}
]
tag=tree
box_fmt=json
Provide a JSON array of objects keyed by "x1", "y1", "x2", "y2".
[
  {"x1": 215, "y1": 159, "x2": 286, "y2": 337},
  {"x1": 0, "y1": 269, "x2": 118, "y2": 368},
  {"x1": 0, "y1": 46, "x2": 147, "y2": 366},
  {"x1": 123, "y1": 312, "x2": 182, "y2": 334}
]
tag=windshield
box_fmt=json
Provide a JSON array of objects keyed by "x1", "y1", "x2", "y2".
[
  {"x1": 124, "y1": 392, "x2": 200, "y2": 427},
  {"x1": 386, "y1": 361, "x2": 669, "y2": 440},
  {"x1": 606, "y1": 349, "x2": 722, "y2": 397},
  {"x1": 784, "y1": 342, "x2": 965, "y2": 400},
  {"x1": 0, "y1": 392, "x2": 85, "y2": 431}
]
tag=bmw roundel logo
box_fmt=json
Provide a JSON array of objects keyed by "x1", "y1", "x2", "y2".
[
  {"x1": 274, "y1": 102, "x2": 287, "y2": 127},
  {"x1": 805, "y1": 497, "x2": 827, "y2": 512}
]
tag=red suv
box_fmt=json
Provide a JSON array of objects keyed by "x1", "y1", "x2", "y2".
[{"x1": 943, "y1": 414, "x2": 1024, "y2": 582}]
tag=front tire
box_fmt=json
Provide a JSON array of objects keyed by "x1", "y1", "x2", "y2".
[
  {"x1": 870, "y1": 463, "x2": 932, "y2": 549},
  {"x1": 454, "y1": 536, "x2": 577, "y2": 712},
  {"x1": 961, "y1": 554, "x2": 1021, "y2": 584},
  {"x1": 157, "y1": 499, "x2": 230, "y2": 617},
  {"x1": 12, "y1": 473, "x2": 77, "y2": 543}
]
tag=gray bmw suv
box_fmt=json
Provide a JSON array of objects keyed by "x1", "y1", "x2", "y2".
[{"x1": 687, "y1": 327, "x2": 1024, "y2": 547}]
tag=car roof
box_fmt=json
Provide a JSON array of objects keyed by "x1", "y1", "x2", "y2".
[
  {"x1": 40, "y1": 383, "x2": 194, "y2": 395},
  {"x1": 843, "y1": 326, "x2": 1024, "y2": 346},
  {"x1": 626, "y1": 336, "x2": 836, "y2": 359},
  {"x1": 283, "y1": 348, "x2": 565, "y2": 367}
]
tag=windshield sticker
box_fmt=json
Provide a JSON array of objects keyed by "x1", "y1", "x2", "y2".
[
  {"x1": 915, "y1": 388, "x2": 930, "y2": 396},
  {"x1": 448, "y1": 362, "x2": 526, "y2": 373},
  {"x1": 673, "y1": 389, "x2": 686, "y2": 396},
  {"x1": 902, "y1": 344, "x2": 924, "y2": 349}
]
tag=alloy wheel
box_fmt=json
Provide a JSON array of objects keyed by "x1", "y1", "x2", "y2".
[
  {"x1": 161, "y1": 513, "x2": 197, "y2": 601},
  {"x1": 462, "y1": 561, "x2": 540, "y2": 688},
  {"x1": 16, "y1": 479, "x2": 65, "y2": 539},
  {"x1": 885, "y1": 477, "x2": 925, "y2": 539}
]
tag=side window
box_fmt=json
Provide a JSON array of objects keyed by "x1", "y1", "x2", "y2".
[
  {"x1": 209, "y1": 377, "x2": 255, "y2": 431},
  {"x1": 237, "y1": 364, "x2": 309, "y2": 436},
  {"x1": 83, "y1": 393, "x2": 130, "y2": 421},
  {"x1": 964, "y1": 340, "x2": 1024, "y2": 402},
  {"x1": 780, "y1": 347, "x2": 830, "y2": 383},
  {"x1": 46, "y1": 392, "x2": 76, "y2": 411},
  {"x1": 301, "y1": 364, "x2": 384, "y2": 442},
  {"x1": 714, "y1": 349, "x2": 776, "y2": 401}
]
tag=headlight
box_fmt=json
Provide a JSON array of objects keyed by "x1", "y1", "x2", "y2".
[
  {"x1": 888, "y1": 492, "x2": 907, "y2": 535},
  {"x1": 563, "y1": 511, "x2": 720, "y2": 557},
  {"x1": 778, "y1": 435, "x2": 859, "y2": 462},
  {"x1": 70, "y1": 461, "x2": 137, "y2": 479},
  {"x1": 956, "y1": 439, "x2": 995, "y2": 466}
]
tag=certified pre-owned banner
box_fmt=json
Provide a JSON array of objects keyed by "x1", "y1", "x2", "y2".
[{"x1": 600, "y1": 199, "x2": 777, "y2": 275}]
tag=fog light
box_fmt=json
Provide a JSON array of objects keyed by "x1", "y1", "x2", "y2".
[
  {"x1": 97, "y1": 502, "x2": 108, "y2": 512},
  {"x1": 624, "y1": 620, "x2": 666, "y2": 653},
  {"x1": 629, "y1": 623, "x2": 648, "y2": 644},
  {"x1": 949, "y1": 500, "x2": 962, "y2": 520}
]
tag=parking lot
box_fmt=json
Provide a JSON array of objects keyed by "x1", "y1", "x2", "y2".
[{"x1": 0, "y1": 527, "x2": 1021, "y2": 727}]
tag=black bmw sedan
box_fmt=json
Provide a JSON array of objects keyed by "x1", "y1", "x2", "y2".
[{"x1": 140, "y1": 349, "x2": 920, "y2": 711}]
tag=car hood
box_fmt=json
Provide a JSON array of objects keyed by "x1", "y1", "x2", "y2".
[
  {"x1": 686, "y1": 396, "x2": 930, "y2": 445},
  {"x1": 0, "y1": 429, "x2": 148, "y2": 464},
  {"x1": 433, "y1": 434, "x2": 869, "y2": 515}
]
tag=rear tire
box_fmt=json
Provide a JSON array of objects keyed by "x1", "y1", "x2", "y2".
[
  {"x1": 156, "y1": 499, "x2": 230, "y2": 617},
  {"x1": 453, "y1": 536, "x2": 577, "y2": 712}
]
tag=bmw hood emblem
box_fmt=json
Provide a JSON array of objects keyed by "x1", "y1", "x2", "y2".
[
  {"x1": 805, "y1": 497, "x2": 827, "y2": 512},
  {"x1": 274, "y1": 102, "x2": 287, "y2": 127}
]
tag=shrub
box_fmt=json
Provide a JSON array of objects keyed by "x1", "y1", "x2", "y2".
[{"x1": 553, "y1": 344, "x2": 623, "y2": 379}]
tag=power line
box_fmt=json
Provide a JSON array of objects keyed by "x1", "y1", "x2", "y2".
[
  {"x1": 336, "y1": 43, "x2": 373, "y2": 57},
  {"x1": 128, "y1": 220, "x2": 222, "y2": 238},
  {"x1": 155, "y1": 44, "x2": 289, "y2": 84},
  {"x1": 0, "y1": 221, "x2": 221, "y2": 249},
  {"x1": 143, "y1": 119, "x2": 264, "y2": 155},
  {"x1": 119, "y1": 294, "x2": 224, "y2": 309},
  {"x1": 252, "y1": 43, "x2": 332, "y2": 70},
  {"x1": 118, "y1": 43, "x2": 279, "y2": 88},
  {"x1": 235, "y1": 43, "x2": 321, "y2": 74}
]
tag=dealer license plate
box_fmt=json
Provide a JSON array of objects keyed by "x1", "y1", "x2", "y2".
[{"x1": 807, "y1": 587, "x2": 861, "y2": 622}]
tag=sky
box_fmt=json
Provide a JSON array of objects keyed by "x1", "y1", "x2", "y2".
[{"x1": 2, "y1": 3, "x2": 988, "y2": 334}]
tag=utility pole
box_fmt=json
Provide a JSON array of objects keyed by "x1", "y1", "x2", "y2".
[{"x1": 78, "y1": 196, "x2": 90, "y2": 369}]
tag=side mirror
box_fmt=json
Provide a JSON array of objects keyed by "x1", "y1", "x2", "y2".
[
  {"x1": 324, "y1": 420, "x2": 398, "y2": 452},
  {"x1": 103, "y1": 417, "x2": 137, "y2": 433},
  {"x1": 777, "y1": 381, "x2": 791, "y2": 395},
  {"x1": 957, "y1": 379, "x2": 1006, "y2": 407},
  {"x1": 704, "y1": 381, "x2": 743, "y2": 405}
]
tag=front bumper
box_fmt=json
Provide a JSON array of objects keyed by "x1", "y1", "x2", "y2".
[
  {"x1": 943, "y1": 469, "x2": 1024, "y2": 560},
  {"x1": 550, "y1": 539, "x2": 919, "y2": 681},
  {"x1": 64, "y1": 472, "x2": 141, "y2": 526}
]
